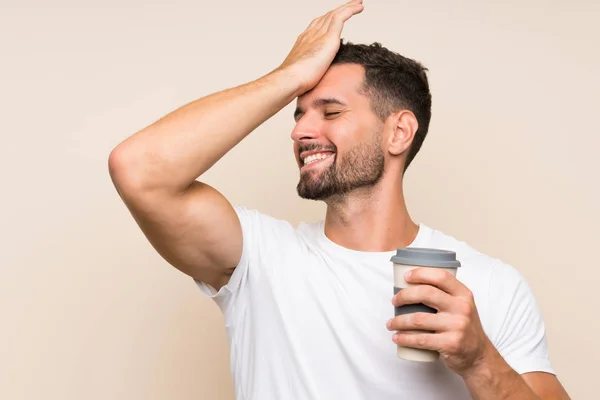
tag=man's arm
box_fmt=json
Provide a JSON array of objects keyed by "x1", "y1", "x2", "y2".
[
  {"x1": 107, "y1": 0, "x2": 365, "y2": 290},
  {"x1": 108, "y1": 71, "x2": 300, "y2": 290},
  {"x1": 522, "y1": 372, "x2": 571, "y2": 400},
  {"x1": 462, "y1": 343, "x2": 571, "y2": 400}
]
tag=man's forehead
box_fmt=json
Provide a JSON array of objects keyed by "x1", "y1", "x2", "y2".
[{"x1": 296, "y1": 63, "x2": 365, "y2": 106}]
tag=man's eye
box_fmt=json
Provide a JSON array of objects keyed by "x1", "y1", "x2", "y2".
[{"x1": 324, "y1": 112, "x2": 341, "y2": 118}]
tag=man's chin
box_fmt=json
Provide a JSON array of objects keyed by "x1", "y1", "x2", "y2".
[
  {"x1": 297, "y1": 191, "x2": 328, "y2": 201},
  {"x1": 296, "y1": 181, "x2": 330, "y2": 201}
]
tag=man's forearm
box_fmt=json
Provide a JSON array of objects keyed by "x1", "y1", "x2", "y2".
[
  {"x1": 109, "y1": 68, "x2": 300, "y2": 194},
  {"x1": 463, "y1": 345, "x2": 540, "y2": 400}
]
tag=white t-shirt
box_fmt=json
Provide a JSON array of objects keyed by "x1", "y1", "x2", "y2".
[{"x1": 195, "y1": 206, "x2": 554, "y2": 400}]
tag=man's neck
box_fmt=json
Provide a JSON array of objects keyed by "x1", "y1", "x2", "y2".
[{"x1": 323, "y1": 182, "x2": 418, "y2": 252}]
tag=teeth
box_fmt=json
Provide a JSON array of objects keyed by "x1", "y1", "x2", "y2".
[{"x1": 303, "y1": 152, "x2": 331, "y2": 165}]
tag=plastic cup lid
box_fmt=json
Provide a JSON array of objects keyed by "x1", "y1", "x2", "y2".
[{"x1": 390, "y1": 247, "x2": 461, "y2": 268}]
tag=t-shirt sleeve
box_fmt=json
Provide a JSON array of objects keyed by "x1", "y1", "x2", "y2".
[
  {"x1": 488, "y1": 263, "x2": 555, "y2": 376},
  {"x1": 193, "y1": 205, "x2": 289, "y2": 318},
  {"x1": 193, "y1": 206, "x2": 256, "y2": 309}
]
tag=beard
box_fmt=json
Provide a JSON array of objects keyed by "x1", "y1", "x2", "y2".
[{"x1": 296, "y1": 131, "x2": 385, "y2": 201}]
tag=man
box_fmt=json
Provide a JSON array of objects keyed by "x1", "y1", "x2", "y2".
[{"x1": 108, "y1": 1, "x2": 571, "y2": 398}]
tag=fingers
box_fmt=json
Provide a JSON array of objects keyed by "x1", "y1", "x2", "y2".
[
  {"x1": 405, "y1": 267, "x2": 469, "y2": 297},
  {"x1": 306, "y1": 0, "x2": 364, "y2": 35},
  {"x1": 327, "y1": 0, "x2": 363, "y2": 20},
  {"x1": 326, "y1": 1, "x2": 364, "y2": 34},
  {"x1": 387, "y1": 312, "x2": 467, "y2": 333},
  {"x1": 392, "y1": 284, "x2": 454, "y2": 312},
  {"x1": 392, "y1": 331, "x2": 445, "y2": 352}
]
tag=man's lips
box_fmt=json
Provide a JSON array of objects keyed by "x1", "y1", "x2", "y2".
[
  {"x1": 300, "y1": 152, "x2": 335, "y2": 171},
  {"x1": 299, "y1": 149, "x2": 335, "y2": 160}
]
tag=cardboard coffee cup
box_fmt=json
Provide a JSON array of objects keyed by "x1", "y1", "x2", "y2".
[{"x1": 390, "y1": 248, "x2": 461, "y2": 362}]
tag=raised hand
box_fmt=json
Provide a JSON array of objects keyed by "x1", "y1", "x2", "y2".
[{"x1": 276, "y1": 0, "x2": 364, "y2": 96}]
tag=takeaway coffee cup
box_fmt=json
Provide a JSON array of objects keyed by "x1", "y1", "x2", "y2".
[{"x1": 390, "y1": 247, "x2": 461, "y2": 362}]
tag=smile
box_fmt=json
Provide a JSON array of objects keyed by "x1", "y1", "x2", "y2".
[{"x1": 301, "y1": 152, "x2": 335, "y2": 170}]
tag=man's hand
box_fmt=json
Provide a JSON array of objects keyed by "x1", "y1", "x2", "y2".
[
  {"x1": 276, "y1": 0, "x2": 364, "y2": 96},
  {"x1": 386, "y1": 267, "x2": 492, "y2": 376}
]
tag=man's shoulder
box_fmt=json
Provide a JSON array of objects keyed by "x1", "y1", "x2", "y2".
[
  {"x1": 233, "y1": 205, "x2": 293, "y2": 227},
  {"x1": 422, "y1": 224, "x2": 524, "y2": 287},
  {"x1": 232, "y1": 205, "x2": 322, "y2": 241},
  {"x1": 421, "y1": 224, "x2": 496, "y2": 265}
]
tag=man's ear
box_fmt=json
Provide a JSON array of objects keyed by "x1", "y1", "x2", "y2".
[{"x1": 387, "y1": 110, "x2": 418, "y2": 156}]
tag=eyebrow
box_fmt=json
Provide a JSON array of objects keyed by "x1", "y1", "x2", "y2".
[{"x1": 293, "y1": 97, "x2": 347, "y2": 121}]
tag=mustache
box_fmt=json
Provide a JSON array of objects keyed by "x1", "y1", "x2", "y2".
[{"x1": 298, "y1": 143, "x2": 337, "y2": 155}]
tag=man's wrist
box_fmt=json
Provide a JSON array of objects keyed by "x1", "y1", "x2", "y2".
[
  {"x1": 461, "y1": 339, "x2": 505, "y2": 382},
  {"x1": 264, "y1": 66, "x2": 306, "y2": 100},
  {"x1": 461, "y1": 341, "x2": 540, "y2": 400}
]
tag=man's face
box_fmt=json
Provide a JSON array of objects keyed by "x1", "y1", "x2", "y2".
[{"x1": 291, "y1": 64, "x2": 386, "y2": 201}]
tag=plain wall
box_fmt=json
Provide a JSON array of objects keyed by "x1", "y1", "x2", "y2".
[{"x1": 1, "y1": 0, "x2": 598, "y2": 399}]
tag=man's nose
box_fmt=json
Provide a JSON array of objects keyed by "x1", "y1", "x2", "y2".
[{"x1": 291, "y1": 115, "x2": 322, "y2": 142}]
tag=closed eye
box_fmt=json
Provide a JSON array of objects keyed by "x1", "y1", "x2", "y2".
[{"x1": 324, "y1": 112, "x2": 341, "y2": 118}]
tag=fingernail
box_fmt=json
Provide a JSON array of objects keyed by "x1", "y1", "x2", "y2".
[
  {"x1": 404, "y1": 270, "x2": 412, "y2": 279},
  {"x1": 392, "y1": 333, "x2": 399, "y2": 342},
  {"x1": 386, "y1": 319, "x2": 392, "y2": 329}
]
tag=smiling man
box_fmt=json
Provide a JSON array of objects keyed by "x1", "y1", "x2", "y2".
[
  {"x1": 294, "y1": 84, "x2": 386, "y2": 202},
  {"x1": 108, "y1": 1, "x2": 571, "y2": 399}
]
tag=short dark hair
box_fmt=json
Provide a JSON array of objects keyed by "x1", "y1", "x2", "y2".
[{"x1": 331, "y1": 40, "x2": 432, "y2": 172}]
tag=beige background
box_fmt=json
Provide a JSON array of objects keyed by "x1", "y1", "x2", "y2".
[{"x1": 1, "y1": 0, "x2": 598, "y2": 399}]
